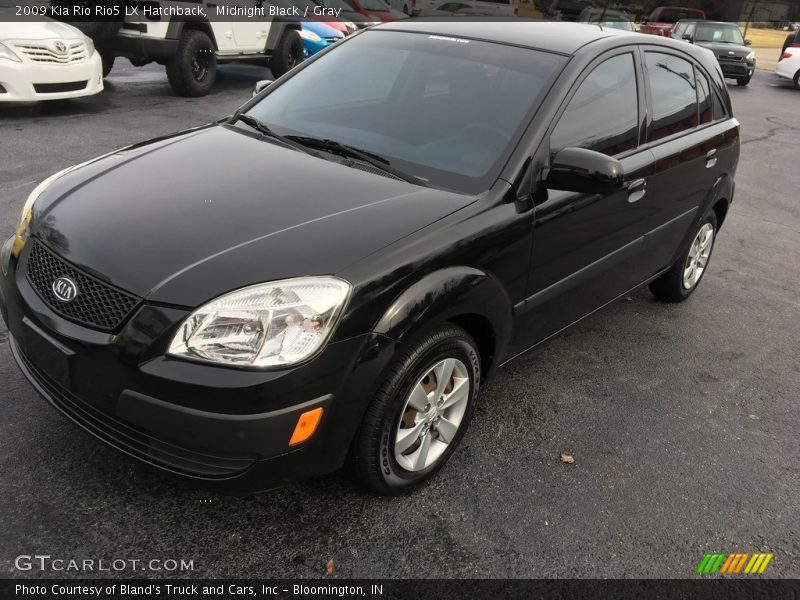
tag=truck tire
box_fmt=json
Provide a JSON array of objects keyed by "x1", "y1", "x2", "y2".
[
  {"x1": 166, "y1": 29, "x2": 217, "y2": 97},
  {"x1": 269, "y1": 30, "x2": 303, "y2": 78}
]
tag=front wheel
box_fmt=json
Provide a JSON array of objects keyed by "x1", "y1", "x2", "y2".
[
  {"x1": 350, "y1": 324, "x2": 481, "y2": 495},
  {"x1": 737, "y1": 75, "x2": 752, "y2": 86},
  {"x1": 166, "y1": 30, "x2": 217, "y2": 97},
  {"x1": 649, "y1": 212, "x2": 718, "y2": 303},
  {"x1": 794, "y1": 71, "x2": 800, "y2": 90},
  {"x1": 269, "y1": 30, "x2": 303, "y2": 78}
]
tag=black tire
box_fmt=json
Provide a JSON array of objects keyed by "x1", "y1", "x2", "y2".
[
  {"x1": 794, "y1": 71, "x2": 800, "y2": 90},
  {"x1": 269, "y1": 30, "x2": 303, "y2": 78},
  {"x1": 649, "y1": 212, "x2": 718, "y2": 303},
  {"x1": 350, "y1": 324, "x2": 481, "y2": 496},
  {"x1": 736, "y1": 76, "x2": 752, "y2": 86},
  {"x1": 166, "y1": 30, "x2": 217, "y2": 97},
  {"x1": 99, "y1": 49, "x2": 115, "y2": 78}
]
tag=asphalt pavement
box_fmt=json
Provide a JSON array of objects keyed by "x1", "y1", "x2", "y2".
[{"x1": 1, "y1": 61, "x2": 798, "y2": 579}]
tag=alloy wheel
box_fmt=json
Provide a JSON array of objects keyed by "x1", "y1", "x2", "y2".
[
  {"x1": 683, "y1": 223, "x2": 714, "y2": 290},
  {"x1": 394, "y1": 358, "x2": 470, "y2": 472}
]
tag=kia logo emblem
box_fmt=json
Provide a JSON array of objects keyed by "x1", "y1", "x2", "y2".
[
  {"x1": 52, "y1": 277, "x2": 78, "y2": 303},
  {"x1": 54, "y1": 41, "x2": 67, "y2": 54}
]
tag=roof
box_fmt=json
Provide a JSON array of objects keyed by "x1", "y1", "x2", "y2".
[{"x1": 374, "y1": 19, "x2": 633, "y2": 56}]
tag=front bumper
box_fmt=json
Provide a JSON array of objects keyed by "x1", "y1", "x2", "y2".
[
  {"x1": 718, "y1": 58, "x2": 756, "y2": 79},
  {"x1": 1, "y1": 238, "x2": 400, "y2": 493},
  {"x1": 0, "y1": 46, "x2": 103, "y2": 103}
]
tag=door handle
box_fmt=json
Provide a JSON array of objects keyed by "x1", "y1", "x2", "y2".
[
  {"x1": 627, "y1": 178, "x2": 647, "y2": 203},
  {"x1": 706, "y1": 149, "x2": 718, "y2": 169}
]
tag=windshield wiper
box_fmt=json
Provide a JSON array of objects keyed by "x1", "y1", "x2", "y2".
[
  {"x1": 231, "y1": 114, "x2": 322, "y2": 158},
  {"x1": 286, "y1": 135, "x2": 425, "y2": 185}
]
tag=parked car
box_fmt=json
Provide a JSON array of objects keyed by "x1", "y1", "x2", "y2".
[
  {"x1": 548, "y1": 0, "x2": 594, "y2": 21},
  {"x1": 782, "y1": 29, "x2": 800, "y2": 59},
  {"x1": 673, "y1": 20, "x2": 756, "y2": 86},
  {"x1": 417, "y1": 0, "x2": 514, "y2": 16},
  {"x1": 86, "y1": 0, "x2": 303, "y2": 97},
  {"x1": 1, "y1": 22, "x2": 740, "y2": 495},
  {"x1": 300, "y1": 21, "x2": 345, "y2": 58},
  {"x1": 0, "y1": 15, "x2": 103, "y2": 103},
  {"x1": 282, "y1": 0, "x2": 358, "y2": 34},
  {"x1": 639, "y1": 5, "x2": 706, "y2": 37},
  {"x1": 776, "y1": 48, "x2": 800, "y2": 88},
  {"x1": 577, "y1": 8, "x2": 634, "y2": 31},
  {"x1": 315, "y1": 0, "x2": 378, "y2": 27}
]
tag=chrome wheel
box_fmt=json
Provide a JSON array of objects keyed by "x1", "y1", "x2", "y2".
[
  {"x1": 394, "y1": 358, "x2": 470, "y2": 472},
  {"x1": 683, "y1": 223, "x2": 714, "y2": 290}
]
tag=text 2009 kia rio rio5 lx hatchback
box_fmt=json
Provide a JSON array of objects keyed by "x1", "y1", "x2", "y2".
[{"x1": 1, "y1": 21, "x2": 739, "y2": 495}]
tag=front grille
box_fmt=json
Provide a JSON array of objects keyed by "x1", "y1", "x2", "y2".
[
  {"x1": 26, "y1": 240, "x2": 141, "y2": 331},
  {"x1": 719, "y1": 55, "x2": 744, "y2": 62},
  {"x1": 13, "y1": 40, "x2": 87, "y2": 64},
  {"x1": 12, "y1": 340, "x2": 257, "y2": 479},
  {"x1": 33, "y1": 81, "x2": 88, "y2": 94}
]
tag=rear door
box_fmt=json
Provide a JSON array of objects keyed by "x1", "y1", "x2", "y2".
[
  {"x1": 635, "y1": 49, "x2": 727, "y2": 275},
  {"x1": 510, "y1": 49, "x2": 655, "y2": 353}
]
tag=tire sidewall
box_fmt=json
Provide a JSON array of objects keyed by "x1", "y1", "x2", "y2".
[
  {"x1": 375, "y1": 332, "x2": 480, "y2": 491},
  {"x1": 171, "y1": 30, "x2": 216, "y2": 96}
]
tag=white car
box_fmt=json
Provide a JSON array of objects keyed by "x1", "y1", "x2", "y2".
[
  {"x1": 776, "y1": 48, "x2": 800, "y2": 89},
  {"x1": 0, "y1": 18, "x2": 103, "y2": 102}
]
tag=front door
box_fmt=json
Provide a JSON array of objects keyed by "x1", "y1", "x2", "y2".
[{"x1": 510, "y1": 50, "x2": 655, "y2": 354}]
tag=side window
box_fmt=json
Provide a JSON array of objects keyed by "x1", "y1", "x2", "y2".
[
  {"x1": 696, "y1": 68, "x2": 712, "y2": 125},
  {"x1": 550, "y1": 53, "x2": 639, "y2": 157},
  {"x1": 645, "y1": 52, "x2": 698, "y2": 142},
  {"x1": 673, "y1": 23, "x2": 685, "y2": 37},
  {"x1": 712, "y1": 86, "x2": 727, "y2": 121}
]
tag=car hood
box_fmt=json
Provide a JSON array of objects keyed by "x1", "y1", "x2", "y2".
[
  {"x1": 696, "y1": 42, "x2": 751, "y2": 59},
  {"x1": 31, "y1": 124, "x2": 472, "y2": 307},
  {"x1": 0, "y1": 17, "x2": 85, "y2": 41}
]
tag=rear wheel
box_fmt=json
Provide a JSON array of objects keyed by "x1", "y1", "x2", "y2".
[
  {"x1": 166, "y1": 30, "x2": 217, "y2": 97},
  {"x1": 350, "y1": 324, "x2": 481, "y2": 495},
  {"x1": 649, "y1": 212, "x2": 718, "y2": 303},
  {"x1": 269, "y1": 30, "x2": 303, "y2": 78},
  {"x1": 794, "y1": 70, "x2": 800, "y2": 90}
]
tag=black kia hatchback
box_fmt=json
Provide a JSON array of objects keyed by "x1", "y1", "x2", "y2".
[{"x1": 1, "y1": 21, "x2": 740, "y2": 495}]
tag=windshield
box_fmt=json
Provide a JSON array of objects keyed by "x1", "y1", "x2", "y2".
[
  {"x1": 246, "y1": 31, "x2": 566, "y2": 193},
  {"x1": 696, "y1": 25, "x2": 745, "y2": 45}
]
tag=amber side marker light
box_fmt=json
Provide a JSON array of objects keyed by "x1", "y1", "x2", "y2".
[{"x1": 289, "y1": 407, "x2": 324, "y2": 446}]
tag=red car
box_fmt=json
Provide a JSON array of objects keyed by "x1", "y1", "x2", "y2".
[{"x1": 640, "y1": 5, "x2": 706, "y2": 38}]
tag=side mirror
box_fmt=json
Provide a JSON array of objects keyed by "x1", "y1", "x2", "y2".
[
  {"x1": 546, "y1": 148, "x2": 625, "y2": 194},
  {"x1": 252, "y1": 79, "x2": 273, "y2": 97},
  {"x1": 745, "y1": 39, "x2": 752, "y2": 46}
]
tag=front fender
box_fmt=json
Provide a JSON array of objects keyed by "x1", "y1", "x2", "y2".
[{"x1": 373, "y1": 267, "x2": 513, "y2": 369}]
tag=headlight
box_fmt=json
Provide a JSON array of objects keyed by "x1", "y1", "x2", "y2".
[
  {"x1": 168, "y1": 277, "x2": 351, "y2": 368},
  {"x1": 12, "y1": 165, "x2": 78, "y2": 257},
  {"x1": 299, "y1": 29, "x2": 322, "y2": 43},
  {"x1": 746, "y1": 51, "x2": 756, "y2": 61},
  {"x1": 0, "y1": 42, "x2": 21, "y2": 62}
]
